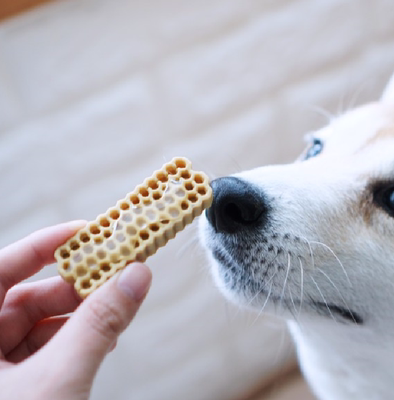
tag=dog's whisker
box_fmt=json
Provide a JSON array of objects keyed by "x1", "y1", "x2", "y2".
[
  {"x1": 316, "y1": 268, "x2": 358, "y2": 324},
  {"x1": 243, "y1": 264, "x2": 277, "y2": 310},
  {"x1": 286, "y1": 253, "x2": 299, "y2": 321},
  {"x1": 250, "y1": 270, "x2": 277, "y2": 326},
  {"x1": 309, "y1": 240, "x2": 352, "y2": 287},
  {"x1": 299, "y1": 235, "x2": 316, "y2": 270},
  {"x1": 298, "y1": 256, "x2": 305, "y2": 318},
  {"x1": 279, "y1": 253, "x2": 292, "y2": 313},
  {"x1": 345, "y1": 77, "x2": 373, "y2": 113},
  {"x1": 310, "y1": 275, "x2": 338, "y2": 324},
  {"x1": 305, "y1": 104, "x2": 334, "y2": 123},
  {"x1": 176, "y1": 235, "x2": 200, "y2": 259}
]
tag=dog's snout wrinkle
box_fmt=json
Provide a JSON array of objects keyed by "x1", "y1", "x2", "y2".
[{"x1": 206, "y1": 177, "x2": 267, "y2": 234}]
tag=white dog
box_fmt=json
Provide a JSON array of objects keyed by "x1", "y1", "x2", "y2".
[{"x1": 199, "y1": 73, "x2": 394, "y2": 400}]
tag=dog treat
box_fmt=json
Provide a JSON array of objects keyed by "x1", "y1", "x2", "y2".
[{"x1": 55, "y1": 157, "x2": 213, "y2": 298}]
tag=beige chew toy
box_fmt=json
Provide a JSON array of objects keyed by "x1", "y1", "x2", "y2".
[{"x1": 55, "y1": 157, "x2": 212, "y2": 298}]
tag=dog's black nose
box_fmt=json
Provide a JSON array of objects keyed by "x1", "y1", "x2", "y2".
[{"x1": 206, "y1": 177, "x2": 267, "y2": 233}]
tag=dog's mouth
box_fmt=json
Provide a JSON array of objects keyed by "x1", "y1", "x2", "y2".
[
  {"x1": 210, "y1": 242, "x2": 364, "y2": 325},
  {"x1": 313, "y1": 302, "x2": 363, "y2": 325}
]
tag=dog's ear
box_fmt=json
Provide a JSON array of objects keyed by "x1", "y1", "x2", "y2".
[{"x1": 381, "y1": 72, "x2": 394, "y2": 104}]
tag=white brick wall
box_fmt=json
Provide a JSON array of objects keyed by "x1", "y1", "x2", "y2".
[{"x1": 0, "y1": 0, "x2": 394, "y2": 399}]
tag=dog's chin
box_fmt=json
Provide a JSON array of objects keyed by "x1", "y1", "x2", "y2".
[{"x1": 208, "y1": 255, "x2": 277, "y2": 312}]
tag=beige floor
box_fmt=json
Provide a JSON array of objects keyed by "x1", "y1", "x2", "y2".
[{"x1": 252, "y1": 369, "x2": 316, "y2": 400}]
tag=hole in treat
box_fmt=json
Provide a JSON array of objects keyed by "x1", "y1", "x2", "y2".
[
  {"x1": 89, "y1": 225, "x2": 100, "y2": 235},
  {"x1": 156, "y1": 172, "x2": 168, "y2": 182},
  {"x1": 109, "y1": 209, "x2": 120, "y2": 220},
  {"x1": 137, "y1": 217, "x2": 147, "y2": 228},
  {"x1": 139, "y1": 187, "x2": 149, "y2": 197},
  {"x1": 99, "y1": 217, "x2": 110, "y2": 227},
  {"x1": 115, "y1": 221, "x2": 123, "y2": 230},
  {"x1": 149, "y1": 223, "x2": 160, "y2": 232},
  {"x1": 140, "y1": 231, "x2": 149, "y2": 240},
  {"x1": 72, "y1": 253, "x2": 83, "y2": 263},
  {"x1": 164, "y1": 195, "x2": 174, "y2": 204},
  {"x1": 70, "y1": 241, "x2": 80, "y2": 250},
  {"x1": 132, "y1": 240, "x2": 140, "y2": 248},
  {"x1": 188, "y1": 194, "x2": 198, "y2": 203},
  {"x1": 148, "y1": 180, "x2": 159, "y2": 190},
  {"x1": 156, "y1": 202, "x2": 165, "y2": 211},
  {"x1": 185, "y1": 182, "x2": 194, "y2": 191},
  {"x1": 100, "y1": 263, "x2": 111, "y2": 272},
  {"x1": 181, "y1": 171, "x2": 191, "y2": 179},
  {"x1": 121, "y1": 213, "x2": 132, "y2": 223},
  {"x1": 110, "y1": 254, "x2": 120, "y2": 263},
  {"x1": 197, "y1": 186, "x2": 207, "y2": 195},
  {"x1": 130, "y1": 195, "x2": 140, "y2": 205},
  {"x1": 80, "y1": 232, "x2": 90, "y2": 243},
  {"x1": 97, "y1": 250, "x2": 107, "y2": 259},
  {"x1": 76, "y1": 266, "x2": 87, "y2": 277},
  {"x1": 92, "y1": 272, "x2": 101, "y2": 280},
  {"x1": 86, "y1": 258, "x2": 96, "y2": 267},
  {"x1": 175, "y1": 189, "x2": 185, "y2": 197},
  {"x1": 94, "y1": 237, "x2": 103, "y2": 244},
  {"x1": 126, "y1": 226, "x2": 137, "y2": 235},
  {"x1": 83, "y1": 245, "x2": 93, "y2": 254},
  {"x1": 166, "y1": 165, "x2": 177, "y2": 175},
  {"x1": 81, "y1": 281, "x2": 91, "y2": 289},
  {"x1": 63, "y1": 262, "x2": 70, "y2": 271},
  {"x1": 161, "y1": 219, "x2": 170, "y2": 224},
  {"x1": 106, "y1": 240, "x2": 116, "y2": 250},
  {"x1": 146, "y1": 210, "x2": 156, "y2": 220},
  {"x1": 181, "y1": 201, "x2": 189, "y2": 210},
  {"x1": 120, "y1": 202, "x2": 130, "y2": 211},
  {"x1": 133, "y1": 207, "x2": 143, "y2": 215},
  {"x1": 175, "y1": 159, "x2": 186, "y2": 168},
  {"x1": 194, "y1": 174, "x2": 204, "y2": 184},
  {"x1": 116, "y1": 233, "x2": 126, "y2": 242},
  {"x1": 120, "y1": 246, "x2": 131, "y2": 256},
  {"x1": 169, "y1": 208, "x2": 179, "y2": 218},
  {"x1": 60, "y1": 249, "x2": 70, "y2": 259},
  {"x1": 143, "y1": 199, "x2": 152, "y2": 206},
  {"x1": 153, "y1": 191, "x2": 161, "y2": 200},
  {"x1": 103, "y1": 230, "x2": 111, "y2": 238}
]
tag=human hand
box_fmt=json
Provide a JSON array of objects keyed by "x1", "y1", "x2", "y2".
[{"x1": 0, "y1": 221, "x2": 152, "y2": 400}]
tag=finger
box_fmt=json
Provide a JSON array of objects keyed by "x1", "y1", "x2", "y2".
[
  {"x1": 39, "y1": 262, "x2": 152, "y2": 384},
  {"x1": 0, "y1": 277, "x2": 81, "y2": 355},
  {"x1": 0, "y1": 221, "x2": 86, "y2": 299},
  {"x1": 6, "y1": 316, "x2": 69, "y2": 363}
]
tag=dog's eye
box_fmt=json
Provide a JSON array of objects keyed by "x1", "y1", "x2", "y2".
[
  {"x1": 374, "y1": 186, "x2": 394, "y2": 216},
  {"x1": 304, "y1": 138, "x2": 324, "y2": 160}
]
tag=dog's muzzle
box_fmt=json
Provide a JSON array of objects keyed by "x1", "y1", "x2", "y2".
[{"x1": 205, "y1": 177, "x2": 268, "y2": 234}]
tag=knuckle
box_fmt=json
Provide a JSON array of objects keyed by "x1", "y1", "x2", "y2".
[{"x1": 85, "y1": 298, "x2": 127, "y2": 342}]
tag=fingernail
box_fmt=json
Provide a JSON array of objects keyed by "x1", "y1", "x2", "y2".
[
  {"x1": 67, "y1": 220, "x2": 87, "y2": 231},
  {"x1": 117, "y1": 263, "x2": 152, "y2": 301}
]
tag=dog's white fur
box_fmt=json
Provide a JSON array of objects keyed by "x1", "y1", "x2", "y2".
[{"x1": 200, "y1": 74, "x2": 394, "y2": 399}]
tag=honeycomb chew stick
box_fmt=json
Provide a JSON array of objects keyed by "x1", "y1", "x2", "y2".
[{"x1": 55, "y1": 157, "x2": 213, "y2": 298}]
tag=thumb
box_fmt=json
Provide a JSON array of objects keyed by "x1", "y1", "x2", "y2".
[{"x1": 41, "y1": 262, "x2": 152, "y2": 383}]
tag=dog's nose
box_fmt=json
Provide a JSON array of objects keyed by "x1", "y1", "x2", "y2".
[{"x1": 206, "y1": 177, "x2": 267, "y2": 233}]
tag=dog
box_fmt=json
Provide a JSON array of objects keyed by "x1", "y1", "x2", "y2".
[{"x1": 199, "y1": 73, "x2": 394, "y2": 400}]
